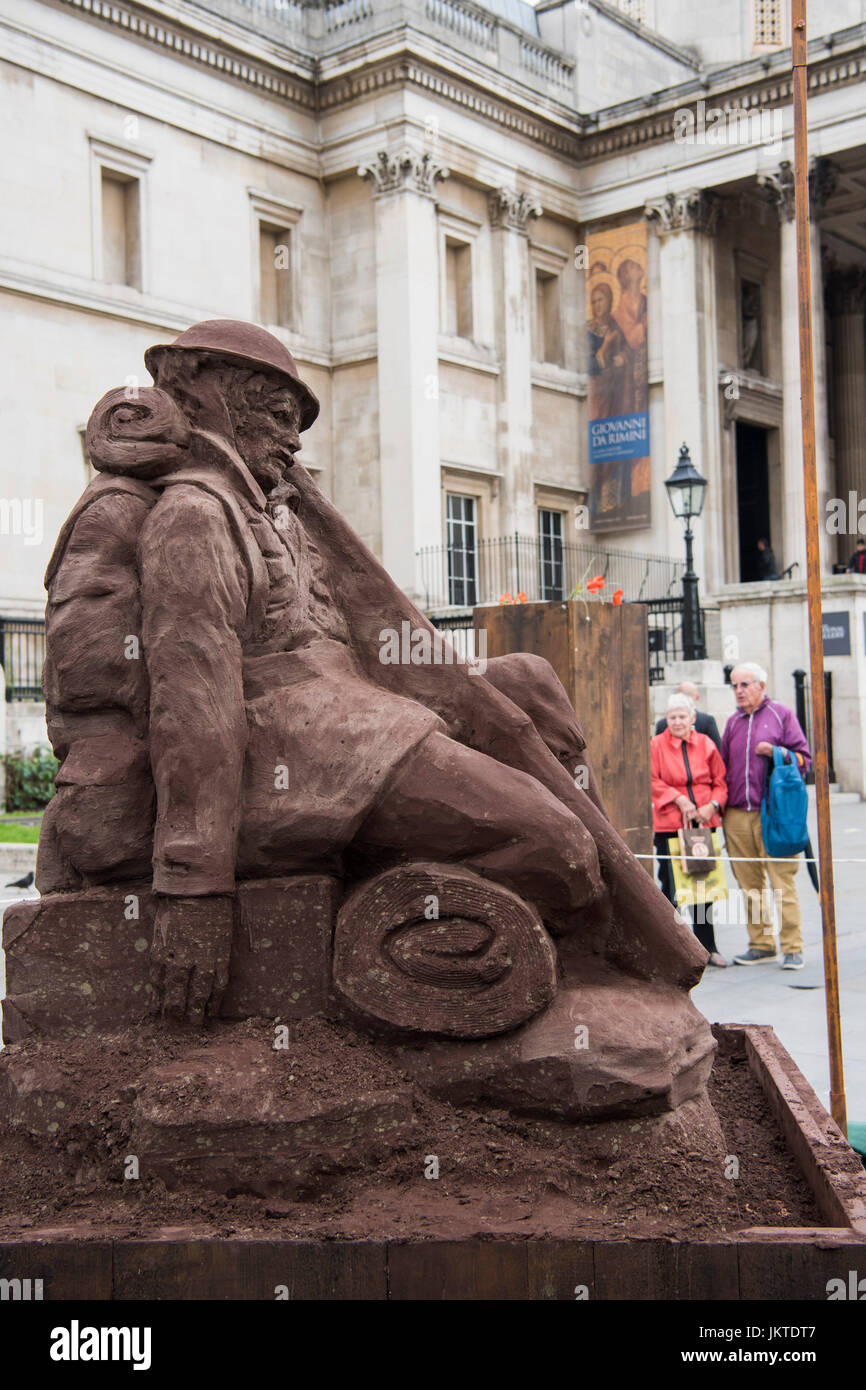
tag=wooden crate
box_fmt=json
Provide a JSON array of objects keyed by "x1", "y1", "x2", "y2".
[{"x1": 474, "y1": 599, "x2": 652, "y2": 859}]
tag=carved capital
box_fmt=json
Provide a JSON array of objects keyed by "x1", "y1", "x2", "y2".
[
  {"x1": 825, "y1": 265, "x2": 866, "y2": 318},
  {"x1": 357, "y1": 149, "x2": 450, "y2": 199},
  {"x1": 758, "y1": 157, "x2": 837, "y2": 223},
  {"x1": 488, "y1": 188, "x2": 542, "y2": 234},
  {"x1": 643, "y1": 189, "x2": 721, "y2": 237}
]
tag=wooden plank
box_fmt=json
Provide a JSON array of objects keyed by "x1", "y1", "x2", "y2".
[
  {"x1": 576, "y1": 604, "x2": 624, "y2": 838},
  {"x1": 619, "y1": 604, "x2": 653, "y2": 862},
  {"x1": 744, "y1": 1025, "x2": 866, "y2": 1232},
  {"x1": 526, "y1": 1239, "x2": 595, "y2": 1300},
  {"x1": 473, "y1": 600, "x2": 651, "y2": 850},
  {"x1": 112, "y1": 1239, "x2": 388, "y2": 1301},
  {"x1": 6, "y1": 1230, "x2": 863, "y2": 1301},
  {"x1": 593, "y1": 1239, "x2": 677, "y2": 1300},
  {"x1": 0, "y1": 1240, "x2": 113, "y2": 1300},
  {"x1": 738, "y1": 1238, "x2": 866, "y2": 1300},
  {"x1": 593, "y1": 1239, "x2": 739, "y2": 1301},
  {"x1": 387, "y1": 1240, "x2": 528, "y2": 1300}
]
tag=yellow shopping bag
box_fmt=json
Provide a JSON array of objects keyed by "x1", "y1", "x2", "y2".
[{"x1": 668, "y1": 831, "x2": 728, "y2": 910}]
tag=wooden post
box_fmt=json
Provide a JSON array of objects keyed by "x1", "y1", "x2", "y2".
[
  {"x1": 474, "y1": 599, "x2": 653, "y2": 861},
  {"x1": 792, "y1": 0, "x2": 847, "y2": 1133}
]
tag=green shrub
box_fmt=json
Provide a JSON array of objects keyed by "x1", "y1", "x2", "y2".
[{"x1": 2, "y1": 745, "x2": 59, "y2": 812}]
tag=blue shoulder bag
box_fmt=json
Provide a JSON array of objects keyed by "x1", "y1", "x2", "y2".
[{"x1": 761, "y1": 746, "x2": 809, "y2": 859}]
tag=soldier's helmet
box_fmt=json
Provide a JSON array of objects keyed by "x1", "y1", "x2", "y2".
[{"x1": 145, "y1": 319, "x2": 320, "y2": 431}]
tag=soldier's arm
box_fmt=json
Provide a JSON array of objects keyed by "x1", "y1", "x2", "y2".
[{"x1": 138, "y1": 484, "x2": 250, "y2": 1021}]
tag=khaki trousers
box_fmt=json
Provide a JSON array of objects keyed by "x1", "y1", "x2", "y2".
[{"x1": 723, "y1": 808, "x2": 803, "y2": 955}]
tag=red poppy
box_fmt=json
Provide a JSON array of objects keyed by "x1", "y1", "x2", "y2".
[
  {"x1": 586, "y1": 575, "x2": 605, "y2": 593},
  {"x1": 499, "y1": 592, "x2": 513, "y2": 605},
  {"x1": 612, "y1": 589, "x2": 624, "y2": 605},
  {"x1": 516, "y1": 591, "x2": 528, "y2": 603}
]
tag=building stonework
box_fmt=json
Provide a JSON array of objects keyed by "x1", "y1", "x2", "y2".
[{"x1": 1, "y1": 0, "x2": 866, "y2": 636}]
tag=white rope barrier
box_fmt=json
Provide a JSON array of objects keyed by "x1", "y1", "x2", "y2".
[{"x1": 636, "y1": 851, "x2": 865, "y2": 865}]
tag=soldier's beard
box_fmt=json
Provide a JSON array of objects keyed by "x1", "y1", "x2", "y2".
[{"x1": 238, "y1": 440, "x2": 296, "y2": 494}]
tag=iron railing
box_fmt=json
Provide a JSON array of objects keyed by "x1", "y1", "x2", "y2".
[
  {"x1": 417, "y1": 535, "x2": 684, "y2": 611},
  {"x1": 427, "y1": 612, "x2": 482, "y2": 663},
  {"x1": 630, "y1": 596, "x2": 688, "y2": 686},
  {"x1": 0, "y1": 617, "x2": 45, "y2": 702},
  {"x1": 793, "y1": 667, "x2": 835, "y2": 783}
]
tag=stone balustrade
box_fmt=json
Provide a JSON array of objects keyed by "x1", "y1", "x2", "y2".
[
  {"x1": 199, "y1": 0, "x2": 577, "y2": 98},
  {"x1": 325, "y1": 0, "x2": 375, "y2": 33},
  {"x1": 424, "y1": 0, "x2": 496, "y2": 50},
  {"x1": 232, "y1": 0, "x2": 306, "y2": 31},
  {"x1": 519, "y1": 35, "x2": 575, "y2": 88}
]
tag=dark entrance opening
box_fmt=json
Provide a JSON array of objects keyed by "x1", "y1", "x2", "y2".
[{"x1": 735, "y1": 422, "x2": 771, "y2": 582}]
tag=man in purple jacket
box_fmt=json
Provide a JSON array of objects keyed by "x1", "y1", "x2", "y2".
[{"x1": 721, "y1": 662, "x2": 812, "y2": 970}]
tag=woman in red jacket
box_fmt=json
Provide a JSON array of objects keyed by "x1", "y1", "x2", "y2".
[{"x1": 652, "y1": 694, "x2": 729, "y2": 966}]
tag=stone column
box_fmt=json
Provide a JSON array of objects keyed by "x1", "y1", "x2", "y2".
[
  {"x1": 358, "y1": 149, "x2": 449, "y2": 601},
  {"x1": 644, "y1": 190, "x2": 723, "y2": 592},
  {"x1": 489, "y1": 189, "x2": 541, "y2": 536},
  {"x1": 825, "y1": 266, "x2": 866, "y2": 561},
  {"x1": 758, "y1": 158, "x2": 836, "y2": 577}
]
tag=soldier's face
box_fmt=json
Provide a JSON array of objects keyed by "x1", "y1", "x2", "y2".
[{"x1": 232, "y1": 379, "x2": 303, "y2": 492}]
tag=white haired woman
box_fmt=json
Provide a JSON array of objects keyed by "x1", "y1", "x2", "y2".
[{"x1": 651, "y1": 692, "x2": 729, "y2": 966}]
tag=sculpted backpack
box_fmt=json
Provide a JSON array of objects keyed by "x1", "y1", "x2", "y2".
[
  {"x1": 761, "y1": 746, "x2": 809, "y2": 859},
  {"x1": 37, "y1": 388, "x2": 266, "y2": 893}
]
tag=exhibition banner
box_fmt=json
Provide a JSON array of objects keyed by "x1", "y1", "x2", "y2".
[{"x1": 585, "y1": 221, "x2": 651, "y2": 531}]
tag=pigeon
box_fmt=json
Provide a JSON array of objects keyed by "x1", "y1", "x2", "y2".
[{"x1": 6, "y1": 871, "x2": 34, "y2": 889}]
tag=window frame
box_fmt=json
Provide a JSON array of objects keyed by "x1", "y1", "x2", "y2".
[
  {"x1": 445, "y1": 491, "x2": 480, "y2": 608},
  {"x1": 89, "y1": 134, "x2": 152, "y2": 291},
  {"x1": 529, "y1": 242, "x2": 568, "y2": 368},
  {"x1": 537, "y1": 506, "x2": 566, "y2": 601},
  {"x1": 438, "y1": 210, "x2": 481, "y2": 346},
  {"x1": 249, "y1": 190, "x2": 303, "y2": 332}
]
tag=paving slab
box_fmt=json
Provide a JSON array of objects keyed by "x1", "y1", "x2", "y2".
[{"x1": 691, "y1": 792, "x2": 866, "y2": 1129}]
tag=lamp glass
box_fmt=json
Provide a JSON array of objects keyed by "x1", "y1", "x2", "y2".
[{"x1": 665, "y1": 450, "x2": 707, "y2": 521}]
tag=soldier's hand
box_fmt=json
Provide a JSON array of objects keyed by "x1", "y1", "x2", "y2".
[{"x1": 150, "y1": 895, "x2": 234, "y2": 1026}]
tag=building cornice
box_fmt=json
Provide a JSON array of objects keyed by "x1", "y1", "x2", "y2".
[
  {"x1": 40, "y1": 0, "x2": 586, "y2": 160},
  {"x1": 47, "y1": 0, "x2": 317, "y2": 104},
  {"x1": 581, "y1": 26, "x2": 866, "y2": 162},
  {"x1": 27, "y1": 0, "x2": 866, "y2": 177}
]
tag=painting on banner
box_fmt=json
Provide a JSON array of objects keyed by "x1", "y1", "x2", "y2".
[{"x1": 585, "y1": 222, "x2": 651, "y2": 532}]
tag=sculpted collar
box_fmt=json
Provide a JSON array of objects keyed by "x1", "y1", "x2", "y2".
[{"x1": 157, "y1": 428, "x2": 269, "y2": 512}]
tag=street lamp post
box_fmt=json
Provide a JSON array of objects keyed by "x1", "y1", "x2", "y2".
[{"x1": 665, "y1": 442, "x2": 708, "y2": 662}]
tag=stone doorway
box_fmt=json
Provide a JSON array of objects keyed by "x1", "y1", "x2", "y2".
[{"x1": 735, "y1": 421, "x2": 772, "y2": 581}]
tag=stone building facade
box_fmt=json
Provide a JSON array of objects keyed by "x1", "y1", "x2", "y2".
[{"x1": 1, "y1": 0, "x2": 866, "y2": 631}]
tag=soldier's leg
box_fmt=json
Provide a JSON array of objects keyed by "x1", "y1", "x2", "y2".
[
  {"x1": 355, "y1": 730, "x2": 604, "y2": 935},
  {"x1": 482, "y1": 653, "x2": 607, "y2": 815},
  {"x1": 380, "y1": 690, "x2": 705, "y2": 989}
]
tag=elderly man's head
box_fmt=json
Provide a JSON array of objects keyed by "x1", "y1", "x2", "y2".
[
  {"x1": 678, "y1": 680, "x2": 700, "y2": 705},
  {"x1": 665, "y1": 692, "x2": 695, "y2": 739},
  {"x1": 730, "y1": 662, "x2": 767, "y2": 714}
]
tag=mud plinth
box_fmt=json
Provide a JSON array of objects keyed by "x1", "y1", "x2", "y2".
[{"x1": 1, "y1": 1022, "x2": 864, "y2": 1299}]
